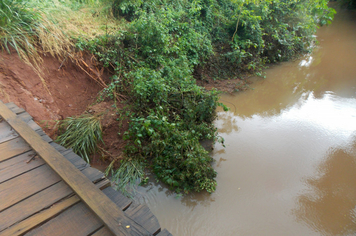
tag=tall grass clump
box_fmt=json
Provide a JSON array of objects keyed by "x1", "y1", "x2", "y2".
[
  {"x1": 106, "y1": 158, "x2": 146, "y2": 197},
  {"x1": 57, "y1": 115, "x2": 103, "y2": 163},
  {"x1": 0, "y1": 0, "x2": 42, "y2": 63}
]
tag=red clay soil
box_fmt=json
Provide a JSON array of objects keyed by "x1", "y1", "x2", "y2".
[
  {"x1": 0, "y1": 51, "x2": 126, "y2": 167},
  {"x1": 0, "y1": 51, "x2": 102, "y2": 136}
]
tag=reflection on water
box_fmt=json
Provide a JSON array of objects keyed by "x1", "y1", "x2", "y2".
[
  {"x1": 294, "y1": 138, "x2": 356, "y2": 235},
  {"x1": 135, "y1": 7, "x2": 356, "y2": 236}
]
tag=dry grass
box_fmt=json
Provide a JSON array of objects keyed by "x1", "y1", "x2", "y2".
[
  {"x1": 42, "y1": 1, "x2": 125, "y2": 39},
  {"x1": 37, "y1": 16, "x2": 75, "y2": 60},
  {"x1": 1, "y1": 0, "x2": 125, "y2": 93},
  {"x1": 35, "y1": 1, "x2": 126, "y2": 89}
]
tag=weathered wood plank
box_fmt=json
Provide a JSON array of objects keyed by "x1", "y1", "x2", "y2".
[
  {"x1": 0, "y1": 137, "x2": 32, "y2": 163},
  {"x1": 0, "y1": 101, "x2": 151, "y2": 236},
  {"x1": 102, "y1": 187, "x2": 132, "y2": 211},
  {"x1": 81, "y1": 167, "x2": 105, "y2": 184},
  {"x1": 95, "y1": 178, "x2": 111, "y2": 190},
  {"x1": 49, "y1": 142, "x2": 67, "y2": 153},
  {"x1": 125, "y1": 203, "x2": 161, "y2": 235},
  {"x1": 36, "y1": 129, "x2": 53, "y2": 142},
  {"x1": 24, "y1": 202, "x2": 105, "y2": 236},
  {"x1": 0, "y1": 195, "x2": 81, "y2": 236},
  {"x1": 0, "y1": 181, "x2": 73, "y2": 231},
  {"x1": 0, "y1": 123, "x2": 51, "y2": 144},
  {"x1": 0, "y1": 150, "x2": 44, "y2": 184},
  {"x1": 0, "y1": 122, "x2": 17, "y2": 144},
  {"x1": 0, "y1": 179, "x2": 111, "y2": 232},
  {"x1": 17, "y1": 111, "x2": 32, "y2": 123},
  {"x1": 63, "y1": 151, "x2": 90, "y2": 171},
  {"x1": 0, "y1": 164, "x2": 61, "y2": 211},
  {"x1": 27, "y1": 120, "x2": 42, "y2": 132},
  {"x1": 32, "y1": 146, "x2": 105, "y2": 186},
  {"x1": 49, "y1": 148, "x2": 103, "y2": 183},
  {"x1": 5, "y1": 102, "x2": 25, "y2": 115},
  {"x1": 91, "y1": 227, "x2": 114, "y2": 236}
]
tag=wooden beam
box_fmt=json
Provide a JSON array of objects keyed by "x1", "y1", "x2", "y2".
[{"x1": 0, "y1": 101, "x2": 151, "y2": 236}]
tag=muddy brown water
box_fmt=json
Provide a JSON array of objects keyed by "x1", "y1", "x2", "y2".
[{"x1": 135, "y1": 8, "x2": 356, "y2": 236}]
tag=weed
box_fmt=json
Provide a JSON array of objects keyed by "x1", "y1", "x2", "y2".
[
  {"x1": 106, "y1": 158, "x2": 146, "y2": 197},
  {"x1": 57, "y1": 115, "x2": 103, "y2": 163}
]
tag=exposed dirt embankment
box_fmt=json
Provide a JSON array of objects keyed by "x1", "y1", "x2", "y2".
[{"x1": 0, "y1": 51, "x2": 101, "y2": 135}]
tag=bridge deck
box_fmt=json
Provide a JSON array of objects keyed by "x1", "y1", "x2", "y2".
[{"x1": 0, "y1": 102, "x2": 171, "y2": 236}]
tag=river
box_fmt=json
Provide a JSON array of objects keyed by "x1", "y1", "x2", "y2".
[{"x1": 135, "y1": 6, "x2": 356, "y2": 236}]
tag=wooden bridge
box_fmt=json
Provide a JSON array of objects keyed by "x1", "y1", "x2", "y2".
[{"x1": 0, "y1": 101, "x2": 171, "y2": 236}]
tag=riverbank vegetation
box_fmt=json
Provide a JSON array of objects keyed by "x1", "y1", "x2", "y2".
[{"x1": 1, "y1": 0, "x2": 336, "y2": 195}]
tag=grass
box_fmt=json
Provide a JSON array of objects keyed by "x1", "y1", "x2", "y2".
[
  {"x1": 27, "y1": 0, "x2": 125, "y2": 40},
  {"x1": 57, "y1": 115, "x2": 103, "y2": 163},
  {"x1": 0, "y1": 0, "x2": 41, "y2": 64},
  {"x1": 105, "y1": 158, "x2": 146, "y2": 197}
]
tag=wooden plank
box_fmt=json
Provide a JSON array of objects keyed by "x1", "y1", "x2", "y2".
[
  {"x1": 0, "y1": 101, "x2": 151, "y2": 236},
  {"x1": 0, "y1": 179, "x2": 110, "y2": 232},
  {"x1": 27, "y1": 120, "x2": 42, "y2": 132},
  {"x1": 24, "y1": 202, "x2": 105, "y2": 236},
  {"x1": 36, "y1": 129, "x2": 53, "y2": 142},
  {"x1": 81, "y1": 167, "x2": 105, "y2": 184},
  {"x1": 0, "y1": 150, "x2": 44, "y2": 184},
  {"x1": 38, "y1": 133, "x2": 52, "y2": 143},
  {"x1": 0, "y1": 181, "x2": 73, "y2": 231},
  {"x1": 0, "y1": 137, "x2": 32, "y2": 162},
  {"x1": 63, "y1": 151, "x2": 90, "y2": 171},
  {"x1": 125, "y1": 203, "x2": 161, "y2": 235},
  {"x1": 95, "y1": 178, "x2": 111, "y2": 190},
  {"x1": 49, "y1": 142, "x2": 67, "y2": 153},
  {"x1": 0, "y1": 124, "x2": 51, "y2": 144},
  {"x1": 5, "y1": 102, "x2": 25, "y2": 115},
  {"x1": 17, "y1": 111, "x2": 32, "y2": 123},
  {"x1": 91, "y1": 227, "x2": 114, "y2": 236},
  {"x1": 0, "y1": 195, "x2": 81, "y2": 236},
  {"x1": 155, "y1": 229, "x2": 172, "y2": 236},
  {"x1": 0, "y1": 164, "x2": 61, "y2": 211},
  {"x1": 0, "y1": 121, "x2": 17, "y2": 144},
  {"x1": 102, "y1": 187, "x2": 132, "y2": 211}
]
